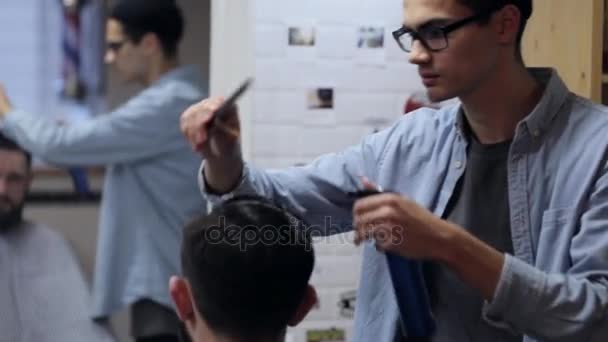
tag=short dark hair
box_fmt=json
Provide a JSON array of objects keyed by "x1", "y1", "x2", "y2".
[
  {"x1": 457, "y1": 0, "x2": 532, "y2": 59},
  {"x1": 181, "y1": 195, "x2": 315, "y2": 340},
  {"x1": 0, "y1": 134, "x2": 31, "y2": 169},
  {"x1": 109, "y1": 0, "x2": 184, "y2": 58}
]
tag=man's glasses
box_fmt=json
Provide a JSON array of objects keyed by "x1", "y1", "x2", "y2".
[
  {"x1": 392, "y1": 12, "x2": 493, "y2": 53},
  {"x1": 106, "y1": 40, "x2": 126, "y2": 53}
]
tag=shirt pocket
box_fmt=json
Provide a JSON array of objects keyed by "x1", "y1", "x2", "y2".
[
  {"x1": 481, "y1": 207, "x2": 577, "y2": 333},
  {"x1": 535, "y1": 207, "x2": 577, "y2": 271}
]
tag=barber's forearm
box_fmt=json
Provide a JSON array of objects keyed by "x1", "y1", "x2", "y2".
[
  {"x1": 0, "y1": 106, "x2": 12, "y2": 118},
  {"x1": 203, "y1": 152, "x2": 245, "y2": 194},
  {"x1": 0, "y1": 88, "x2": 13, "y2": 115},
  {"x1": 437, "y1": 225, "x2": 505, "y2": 301}
]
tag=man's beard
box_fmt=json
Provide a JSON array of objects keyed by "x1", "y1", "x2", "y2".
[{"x1": 0, "y1": 203, "x2": 24, "y2": 233}]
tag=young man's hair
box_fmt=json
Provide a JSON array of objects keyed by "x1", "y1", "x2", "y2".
[
  {"x1": 109, "y1": 0, "x2": 184, "y2": 58},
  {"x1": 0, "y1": 134, "x2": 31, "y2": 169},
  {"x1": 457, "y1": 0, "x2": 533, "y2": 59},
  {"x1": 181, "y1": 195, "x2": 314, "y2": 340}
]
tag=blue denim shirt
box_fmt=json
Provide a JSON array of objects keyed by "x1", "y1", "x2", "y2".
[
  {"x1": 1, "y1": 65, "x2": 208, "y2": 317},
  {"x1": 200, "y1": 68, "x2": 608, "y2": 342}
]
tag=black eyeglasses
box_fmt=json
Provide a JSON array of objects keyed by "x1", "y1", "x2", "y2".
[
  {"x1": 106, "y1": 40, "x2": 126, "y2": 53},
  {"x1": 392, "y1": 11, "x2": 493, "y2": 53}
]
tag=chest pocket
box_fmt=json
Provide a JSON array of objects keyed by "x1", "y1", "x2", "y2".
[{"x1": 535, "y1": 207, "x2": 577, "y2": 271}]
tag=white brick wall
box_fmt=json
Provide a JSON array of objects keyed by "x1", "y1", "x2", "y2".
[{"x1": 248, "y1": 0, "x2": 426, "y2": 340}]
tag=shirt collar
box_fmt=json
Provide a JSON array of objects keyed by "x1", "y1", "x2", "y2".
[
  {"x1": 521, "y1": 67, "x2": 569, "y2": 137},
  {"x1": 453, "y1": 67, "x2": 569, "y2": 139},
  {"x1": 153, "y1": 64, "x2": 201, "y2": 86}
]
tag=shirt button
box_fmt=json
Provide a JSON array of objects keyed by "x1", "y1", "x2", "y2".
[
  {"x1": 532, "y1": 129, "x2": 540, "y2": 137},
  {"x1": 454, "y1": 161, "x2": 462, "y2": 169}
]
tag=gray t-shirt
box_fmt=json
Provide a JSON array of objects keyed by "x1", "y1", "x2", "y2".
[{"x1": 426, "y1": 134, "x2": 522, "y2": 342}]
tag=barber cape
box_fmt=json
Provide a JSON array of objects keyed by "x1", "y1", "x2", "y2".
[{"x1": 0, "y1": 221, "x2": 115, "y2": 342}]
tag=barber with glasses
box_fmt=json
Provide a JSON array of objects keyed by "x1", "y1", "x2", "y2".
[{"x1": 182, "y1": 0, "x2": 608, "y2": 341}]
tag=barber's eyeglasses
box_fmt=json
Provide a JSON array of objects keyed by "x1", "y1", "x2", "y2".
[
  {"x1": 106, "y1": 40, "x2": 126, "y2": 53},
  {"x1": 392, "y1": 11, "x2": 493, "y2": 53}
]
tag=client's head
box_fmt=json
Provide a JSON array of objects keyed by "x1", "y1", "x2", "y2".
[
  {"x1": 170, "y1": 195, "x2": 317, "y2": 342},
  {"x1": 0, "y1": 134, "x2": 32, "y2": 232}
]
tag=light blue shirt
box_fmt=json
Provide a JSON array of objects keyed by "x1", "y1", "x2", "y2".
[
  {"x1": 1, "y1": 65, "x2": 208, "y2": 317},
  {"x1": 200, "y1": 68, "x2": 608, "y2": 342}
]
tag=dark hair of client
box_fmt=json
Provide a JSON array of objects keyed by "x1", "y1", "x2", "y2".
[
  {"x1": 0, "y1": 134, "x2": 31, "y2": 169},
  {"x1": 181, "y1": 195, "x2": 314, "y2": 340}
]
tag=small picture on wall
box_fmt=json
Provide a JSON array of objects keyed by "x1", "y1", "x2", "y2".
[
  {"x1": 307, "y1": 88, "x2": 334, "y2": 109},
  {"x1": 289, "y1": 27, "x2": 316, "y2": 46},
  {"x1": 357, "y1": 26, "x2": 385, "y2": 48}
]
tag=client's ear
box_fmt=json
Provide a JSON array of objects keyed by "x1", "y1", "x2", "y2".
[
  {"x1": 288, "y1": 285, "x2": 318, "y2": 326},
  {"x1": 169, "y1": 276, "x2": 196, "y2": 323}
]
